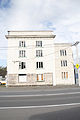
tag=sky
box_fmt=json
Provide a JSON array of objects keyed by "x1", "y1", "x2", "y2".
[{"x1": 0, "y1": 0, "x2": 80, "y2": 66}]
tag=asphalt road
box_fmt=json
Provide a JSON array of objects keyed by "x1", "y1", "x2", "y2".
[{"x1": 0, "y1": 87, "x2": 80, "y2": 120}]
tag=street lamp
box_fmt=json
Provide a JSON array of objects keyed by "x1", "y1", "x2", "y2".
[
  {"x1": 72, "y1": 41, "x2": 80, "y2": 64},
  {"x1": 72, "y1": 41, "x2": 80, "y2": 46}
]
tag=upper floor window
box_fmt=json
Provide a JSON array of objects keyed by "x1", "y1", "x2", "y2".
[
  {"x1": 36, "y1": 62, "x2": 43, "y2": 69},
  {"x1": 19, "y1": 62, "x2": 26, "y2": 69},
  {"x1": 61, "y1": 60, "x2": 67, "y2": 67},
  {"x1": 19, "y1": 50, "x2": 26, "y2": 57},
  {"x1": 36, "y1": 41, "x2": 42, "y2": 47},
  {"x1": 60, "y1": 50, "x2": 67, "y2": 56},
  {"x1": 19, "y1": 41, "x2": 26, "y2": 47},
  {"x1": 36, "y1": 50, "x2": 43, "y2": 57}
]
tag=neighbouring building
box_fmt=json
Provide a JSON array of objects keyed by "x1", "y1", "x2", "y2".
[
  {"x1": 54, "y1": 43, "x2": 74, "y2": 85},
  {"x1": 5, "y1": 31, "x2": 75, "y2": 86}
]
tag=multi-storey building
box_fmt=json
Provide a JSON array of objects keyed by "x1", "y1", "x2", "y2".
[
  {"x1": 5, "y1": 31, "x2": 75, "y2": 86},
  {"x1": 54, "y1": 43, "x2": 74, "y2": 85}
]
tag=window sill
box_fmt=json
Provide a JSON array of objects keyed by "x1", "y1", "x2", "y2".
[
  {"x1": 18, "y1": 82, "x2": 27, "y2": 83},
  {"x1": 36, "y1": 80, "x2": 45, "y2": 82},
  {"x1": 18, "y1": 57, "x2": 27, "y2": 58},
  {"x1": 18, "y1": 46, "x2": 27, "y2": 48},
  {"x1": 36, "y1": 56, "x2": 43, "y2": 58},
  {"x1": 36, "y1": 68, "x2": 44, "y2": 70},
  {"x1": 36, "y1": 46, "x2": 43, "y2": 48},
  {"x1": 18, "y1": 69, "x2": 26, "y2": 70}
]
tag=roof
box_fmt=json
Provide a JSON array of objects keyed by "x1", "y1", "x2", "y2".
[
  {"x1": 5, "y1": 30, "x2": 56, "y2": 39},
  {"x1": 54, "y1": 43, "x2": 72, "y2": 46},
  {"x1": 5, "y1": 35, "x2": 56, "y2": 39},
  {"x1": 8, "y1": 30, "x2": 53, "y2": 32}
]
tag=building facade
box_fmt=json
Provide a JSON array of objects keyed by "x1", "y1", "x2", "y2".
[
  {"x1": 6, "y1": 31, "x2": 75, "y2": 86},
  {"x1": 54, "y1": 43, "x2": 74, "y2": 85}
]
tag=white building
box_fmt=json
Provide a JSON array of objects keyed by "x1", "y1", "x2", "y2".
[{"x1": 5, "y1": 31, "x2": 75, "y2": 86}]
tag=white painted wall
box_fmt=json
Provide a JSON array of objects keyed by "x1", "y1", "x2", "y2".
[
  {"x1": 54, "y1": 44, "x2": 75, "y2": 85},
  {"x1": 7, "y1": 31, "x2": 55, "y2": 80},
  {"x1": 7, "y1": 31, "x2": 74, "y2": 86}
]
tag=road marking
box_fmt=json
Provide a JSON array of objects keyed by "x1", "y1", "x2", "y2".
[
  {"x1": 0, "y1": 91, "x2": 80, "y2": 97},
  {"x1": 0, "y1": 103, "x2": 80, "y2": 110}
]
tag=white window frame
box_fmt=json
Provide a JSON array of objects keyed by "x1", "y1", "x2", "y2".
[
  {"x1": 60, "y1": 50, "x2": 67, "y2": 56},
  {"x1": 36, "y1": 62, "x2": 43, "y2": 69},
  {"x1": 61, "y1": 60, "x2": 67, "y2": 67},
  {"x1": 36, "y1": 74, "x2": 44, "y2": 81},
  {"x1": 19, "y1": 50, "x2": 26, "y2": 57},
  {"x1": 36, "y1": 50, "x2": 43, "y2": 57},
  {"x1": 18, "y1": 74, "x2": 27, "y2": 82},
  {"x1": 61, "y1": 72, "x2": 68, "y2": 79},
  {"x1": 19, "y1": 41, "x2": 26, "y2": 47},
  {"x1": 19, "y1": 62, "x2": 26, "y2": 69},
  {"x1": 36, "y1": 41, "x2": 42, "y2": 47}
]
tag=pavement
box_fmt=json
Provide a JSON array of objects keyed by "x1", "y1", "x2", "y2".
[{"x1": 0, "y1": 86, "x2": 80, "y2": 120}]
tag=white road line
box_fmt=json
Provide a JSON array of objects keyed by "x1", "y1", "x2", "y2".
[
  {"x1": 0, "y1": 91, "x2": 80, "y2": 97},
  {"x1": 0, "y1": 103, "x2": 80, "y2": 110}
]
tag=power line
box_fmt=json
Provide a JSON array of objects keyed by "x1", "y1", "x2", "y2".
[
  {"x1": 1, "y1": 46, "x2": 72, "y2": 61},
  {"x1": 0, "y1": 45, "x2": 74, "y2": 70},
  {"x1": 0, "y1": 44, "x2": 72, "y2": 50}
]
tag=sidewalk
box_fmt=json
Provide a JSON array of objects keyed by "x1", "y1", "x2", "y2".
[{"x1": 0, "y1": 85, "x2": 80, "y2": 92}]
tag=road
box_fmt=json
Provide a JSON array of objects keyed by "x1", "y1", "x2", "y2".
[{"x1": 0, "y1": 87, "x2": 80, "y2": 120}]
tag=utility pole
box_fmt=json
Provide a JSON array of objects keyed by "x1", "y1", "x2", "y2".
[{"x1": 72, "y1": 41, "x2": 80, "y2": 85}]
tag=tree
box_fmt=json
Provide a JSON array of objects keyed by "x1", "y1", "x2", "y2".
[{"x1": 0, "y1": 67, "x2": 7, "y2": 78}]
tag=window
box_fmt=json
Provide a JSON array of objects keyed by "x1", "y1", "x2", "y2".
[
  {"x1": 61, "y1": 61, "x2": 63, "y2": 67},
  {"x1": 66, "y1": 72, "x2": 68, "y2": 79},
  {"x1": 61, "y1": 60, "x2": 67, "y2": 67},
  {"x1": 19, "y1": 62, "x2": 26, "y2": 69},
  {"x1": 36, "y1": 62, "x2": 43, "y2": 69},
  {"x1": 36, "y1": 50, "x2": 43, "y2": 57},
  {"x1": 62, "y1": 72, "x2": 63, "y2": 79},
  {"x1": 37, "y1": 74, "x2": 39, "y2": 81},
  {"x1": 36, "y1": 74, "x2": 44, "y2": 81},
  {"x1": 64, "y1": 72, "x2": 65, "y2": 78},
  {"x1": 60, "y1": 50, "x2": 67, "y2": 56},
  {"x1": 62, "y1": 72, "x2": 68, "y2": 79},
  {"x1": 19, "y1": 74, "x2": 26, "y2": 82},
  {"x1": 36, "y1": 41, "x2": 42, "y2": 47},
  {"x1": 19, "y1": 41, "x2": 26, "y2": 47},
  {"x1": 65, "y1": 50, "x2": 67, "y2": 56},
  {"x1": 19, "y1": 50, "x2": 26, "y2": 57}
]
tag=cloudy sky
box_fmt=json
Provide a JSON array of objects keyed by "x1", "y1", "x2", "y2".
[{"x1": 0, "y1": 0, "x2": 80, "y2": 66}]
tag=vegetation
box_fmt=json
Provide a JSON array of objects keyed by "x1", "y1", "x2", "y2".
[{"x1": 0, "y1": 67, "x2": 7, "y2": 78}]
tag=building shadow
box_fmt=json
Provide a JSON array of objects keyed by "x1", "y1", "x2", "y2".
[{"x1": 29, "y1": 107, "x2": 80, "y2": 120}]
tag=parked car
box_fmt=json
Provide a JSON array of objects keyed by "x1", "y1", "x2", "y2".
[{"x1": 0, "y1": 78, "x2": 6, "y2": 85}]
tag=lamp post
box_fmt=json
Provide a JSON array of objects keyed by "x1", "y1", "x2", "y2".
[
  {"x1": 72, "y1": 41, "x2": 80, "y2": 85},
  {"x1": 72, "y1": 41, "x2": 80, "y2": 64}
]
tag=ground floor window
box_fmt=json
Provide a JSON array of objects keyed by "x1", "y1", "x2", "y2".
[
  {"x1": 36, "y1": 74, "x2": 44, "y2": 81},
  {"x1": 62, "y1": 72, "x2": 68, "y2": 79},
  {"x1": 18, "y1": 74, "x2": 27, "y2": 82}
]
